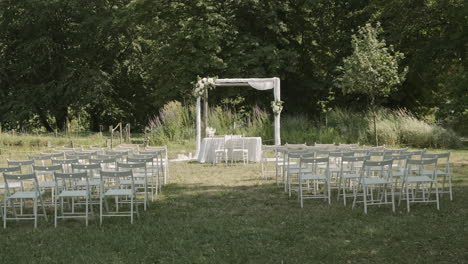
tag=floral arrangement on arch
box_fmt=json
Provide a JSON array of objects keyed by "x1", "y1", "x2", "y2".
[
  {"x1": 193, "y1": 77, "x2": 216, "y2": 97},
  {"x1": 271, "y1": 100, "x2": 284, "y2": 115}
]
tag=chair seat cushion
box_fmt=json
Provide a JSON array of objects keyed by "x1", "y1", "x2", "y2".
[
  {"x1": 59, "y1": 190, "x2": 88, "y2": 197},
  {"x1": 76, "y1": 180, "x2": 101, "y2": 186},
  {"x1": 422, "y1": 170, "x2": 447, "y2": 176},
  {"x1": 406, "y1": 176, "x2": 434, "y2": 183},
  {"x1": 278, "y1": 162, "x2": 297, "y2": 167},
  {"x1": 302, "y1": 174, "x2": 327, "y2": 180},
  {"x1": 232, "y1": 149, "x2": 248, "y2": 152},
  {"x1": 39, "y1": 181, "x2": 56, "y2": 188},
  {"x1": 330, "y1": 168, "x2": 351, "y2": 173},
  {"x1": 288, "y1": 168, "x2": 313, "y2": 174},
  {"x1": 0, "y1": 182, "x2": 21, "y2": 189},
  {"x1": 10, "y1": 191, "x2": 39, "y2": 199},
  {"x1": 104, "y1": 189, "x2": 133, "y2": 196},
  {"x1": 120, "y1": 179, "x2": 145, "y2": 185},
  {"x1": 362, "y1": 178, "x2": 391, "y2": 185},
  {"x1": 342, "y1": 173, "x2": 360, "y2": 179}
]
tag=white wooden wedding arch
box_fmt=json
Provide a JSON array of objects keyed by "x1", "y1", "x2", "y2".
[{"x1": 195, "y1": 77, "x2": 282, "y2": 157}]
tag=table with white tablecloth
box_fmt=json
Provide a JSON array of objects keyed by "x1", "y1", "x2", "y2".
[{"x1": 197, "y1": 137, "x2": 262, "y2": 163}]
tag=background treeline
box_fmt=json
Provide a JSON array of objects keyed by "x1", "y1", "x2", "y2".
[{"x1": 0, "y1": 0, "x2": 466, "y2": 136}]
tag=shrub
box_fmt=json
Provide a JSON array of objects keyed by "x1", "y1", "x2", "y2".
[{"x1": 146, "y1": 101, "x2": 461, "y2": 149}]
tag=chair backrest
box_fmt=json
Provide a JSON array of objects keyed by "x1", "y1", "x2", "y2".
[
  {"x1": 422, "y1": 152, "x2": 450, "y2": 161},
  {"x1": 384, "y1": 148, "x2": 407, "y2": 154},
  {"x1": 54, "y1": 171, "x2": 88, "y2": 190},
  {"x1": 100, "y1": 170, "x2": 134, "y2": 189},
  {"x1": 339, "y1": 143, "x2": 359, "y2": 148},
  {"x1": 7, "y1": 159, "x2": 34, "y2": 173},
  {"x1": 41, "y1": 152, "x2": 65, "y2": 159},
  {"x1": 288, "y1": 151, "x2": 315, "y2": 159},
  {"x1": 402, "y1": 149, "x2": 426, "y2": 159},
  {"x1": 72, "y1": 163, "x2": 101, "y2": 178},
  {"x1": 52, "y1": 158, "x2": 79, "y2": 165},
  {"x1": 405, "y1": 158, "x2": 438, "y2": 178},
  {"x1": 314, "y1": 143, "x2": 335, "y2": 148},
  {"x1": 285, "y1": 143, "x2": 307, "y2": 150},
  {"x1": 7, "y1": 159, "x2": 34, "y2": 166},
  {"x1": 230, "y1": 137, "x2": 245, "y2": 149},
  {"x1": 0, "y1": 166, "x2": 21, "y2": 174},
  {"x1": 75, "y1": 150, "x2": 98, "y2": 156},
  {"x1": 127, "y1": 157, "x2": 153, "y2": 164},
  {"x1": 361, "y1": 159, "x2": 393, "y2": 179},
  {"x1": 97, "y1": 154, "x2": 121, "y2": 160},
  {"x1": 62, "y1": 147, "x2": 83, "y2": 152},
  {"x1": 66, "y1": 153, "x2": 92, "y2": 160},
  {"x1": 33, "y1": 164, "x2": 63, "y2": 172},
  {"x1": 139, "y1": 150, "x2": 163, "y2": 155},
  {"x1": 353, "y1": 149, "x2": 369, "y2": 156},
  {"x1": 29, "y1": 155, "x2": 52, "y2": 164},
  {"x1": 106, "y1": 150, "x2": 129, "y2": 156},
  {"x1": 315, "y1": 150, "x2": 330, "y2": 157},
  {"x1": 3, "y1": 172, "x2": 40, "y2": 193},
  {"x1": 117, "y1": 162, "x2": 146, "y2": 169},
  {"x1": 100, "y1": 170, "x2": 133, "y2": 178},
  {"x1": 341, "y1": 155, "x2": 369, "y2": 173},
  {"x1": 299, "y1": 157, "x2": 330, "y2": 174}
]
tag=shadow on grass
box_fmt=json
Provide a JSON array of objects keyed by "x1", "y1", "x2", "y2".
[{"x1": 0, "y1": 180, "x2": 467, "y2": 263}]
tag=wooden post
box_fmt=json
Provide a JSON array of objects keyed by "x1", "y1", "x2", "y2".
[
  {"x1": 109, "y1": 125, "x2": 113, "y2": 149},
  {"x1": 203, "y1": 91, "x2": 209, "y2": 137},
  {"x1": 119, "y1": 122, "x2": 123, "y2": 144},
  {"x1": 195, "y1": 97, "x2": 201, "y2": 158},
  {"x1": 126, "y1": 123, "x2": 131, "y2": 142}
]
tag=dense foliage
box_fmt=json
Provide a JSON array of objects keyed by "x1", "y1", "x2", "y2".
[{"x1": 0, "y1": 0, "x2": 466, "y2": 135}]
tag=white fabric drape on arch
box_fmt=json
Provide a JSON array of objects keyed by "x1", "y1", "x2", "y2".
[{"x1": 195, "y1": 77, "x2": 281, "y2": 159}]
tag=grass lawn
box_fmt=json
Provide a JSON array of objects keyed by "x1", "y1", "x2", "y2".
[{"x1": 0, "y1": 145, "x2": 467, "y2": 263}]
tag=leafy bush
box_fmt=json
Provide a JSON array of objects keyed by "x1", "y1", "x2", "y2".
[{"x1": 146, "y1": 101, "x2": 461, "y2": 148}]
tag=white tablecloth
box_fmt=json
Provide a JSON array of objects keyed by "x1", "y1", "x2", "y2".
[{"x1": 197, "y1": 137, "x2": 262, "y2": 163}]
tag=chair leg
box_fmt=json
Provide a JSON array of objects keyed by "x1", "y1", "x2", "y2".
[
  {"x1": 3, "y1": 199, "x2": 7, "y2": 229},
  {"x1": 406, "y1": 184, "x2": 410, "y2": 213},
  {"x1": 85, "y1": 196, "x2": 89, "y2": 227},
  {"x1": 100, "y1": 196, "x2": 103, "y2": 226},
  {"x1": 34, "y1": 198, "x2": 38, "y2": 228},
  {"x1": 448, "y1": 174, "x2": 453, "y2": 201},
  {"x1": 352, "y1": 184, "x2": 358, "y2": 210},
  {"x1": 130, "y1": 195, "x2": 134, "y2": 224},
  {"x1": 363, "y1": 185, "x2": 368, "y2": 214},
  {"x1": 435, "y1": 181, "x2": 440, "y2": 210},
  {"x1": 54, "y1": 196, "x2": 58, "y2": 228},
  {"x1": 299, "y1": 182, "x2": 303, "y2": 208},
  {"x1": 343, "y1": 181, "x2": 347, "y2": 206}
]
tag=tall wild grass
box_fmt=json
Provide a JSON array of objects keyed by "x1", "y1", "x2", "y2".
[{"x1": 147, "y1": 101, "x2": 461, "y2": 148}]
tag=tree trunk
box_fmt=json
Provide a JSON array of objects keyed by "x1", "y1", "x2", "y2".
[
  {"x1": 55, "y1": 107, "x2": 69, "y2": 131},
  {"x1": 373, "y1": 110, "x2": 378, "y2": 146},
  {"x1": 37, "y1": 111, "x2": 54, "y2": 132}
]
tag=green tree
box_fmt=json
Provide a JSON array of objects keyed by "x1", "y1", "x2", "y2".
[{"x1": 335, "y1": 22, "x2": 408, "y2": 145}]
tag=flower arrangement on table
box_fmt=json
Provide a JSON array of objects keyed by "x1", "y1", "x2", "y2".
[
  {"x1": 205, "y1": 126, "x2": 216, "y2": 137},
  {"x1": 271, "y1": 100, "x2": 284, "y2": 115},
  {"x1": 193, "y1": 77, "x2": 216, "y2": 97}
]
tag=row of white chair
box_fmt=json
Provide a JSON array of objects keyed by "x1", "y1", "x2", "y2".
[
  {"x1": 0, "y1": 146, "x2": 169, "y2": 228},
  {"x1": 263, "y1": 145, "x2": 452, "y2": 213}
]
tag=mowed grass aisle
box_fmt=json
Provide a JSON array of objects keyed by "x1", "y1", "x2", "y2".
[{"x1": 1, "y1": 157, "x2": 467, "y2": 263}]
